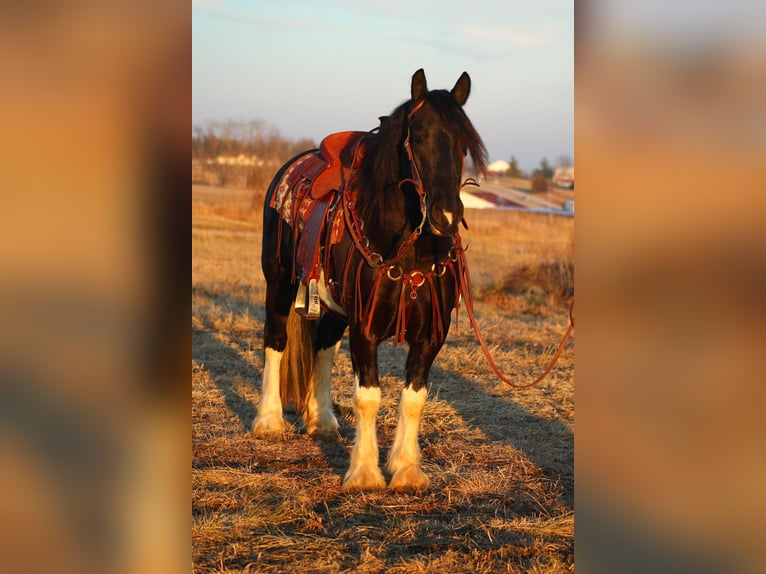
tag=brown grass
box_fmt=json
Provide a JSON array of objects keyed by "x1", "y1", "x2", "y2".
[{"x1": 192, "y1": 185, "x2": 574, "y2": 573}]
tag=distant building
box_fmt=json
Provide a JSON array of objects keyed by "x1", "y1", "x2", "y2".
[
  {"x1": 213, "y1": 154, "x2": 263, "y2": 166},
  {"x1": 460, "y1": 190, "x2": 496, "y2": 209},
  {"x1": 552, "y1": 166, "x2": 574, "y2": 189},
  {"x1": 487, "y1": 159, "x2": 510, "y2": 174}
]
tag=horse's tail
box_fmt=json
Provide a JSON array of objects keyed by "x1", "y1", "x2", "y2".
[{"x1": 279, "y1": 307, "x2": 317, "y2": 414}]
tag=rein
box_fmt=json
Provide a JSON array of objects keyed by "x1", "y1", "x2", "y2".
[
  {"x1": 451, "y1": 235, "x2": 574, "y2": 388},
  {"x1": 340, "y1": 100, "x2": 573, "y2": 387}
]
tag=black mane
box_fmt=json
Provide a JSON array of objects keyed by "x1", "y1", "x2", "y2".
[{"x1": 425, "y1": 89, "x2": 488, "y2": 175}]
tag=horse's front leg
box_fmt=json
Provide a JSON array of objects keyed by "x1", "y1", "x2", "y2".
[
  {"x1": 343, "y1": 328, "x2": 385, "y2": 489},
  {"x1": 387, "y1": 338, "x2": 441, "y2": 490}
]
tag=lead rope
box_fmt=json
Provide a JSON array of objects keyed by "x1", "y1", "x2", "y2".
[{"x1": 452, "y1": 235, "x2": 574, "y2": 388}]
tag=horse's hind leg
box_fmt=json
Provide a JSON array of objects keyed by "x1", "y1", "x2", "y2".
[
  {"x1": 303, "y1": 314, "x2": 346, "y2": 439},
  {"x1": 254, "y1": 347, "x2": 285, "y2": 435},
  {"x1": 253, "y1": 259, "x2": 293, "y2": 436},
  {"x1": 387, "y1": 339, "x2": 440, "y2": 490}
]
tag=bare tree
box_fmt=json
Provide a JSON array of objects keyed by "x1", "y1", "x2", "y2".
[
  {"x1": 556, "y1": 154, "x2": 573, "y2": 168},
  {"x1": 191, "y1": 119, "x2": 317, "y2": 189}
]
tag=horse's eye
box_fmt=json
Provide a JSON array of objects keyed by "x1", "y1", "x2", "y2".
[{"x1": 411, "y1": 131, "x2": 426, "y2": 145}]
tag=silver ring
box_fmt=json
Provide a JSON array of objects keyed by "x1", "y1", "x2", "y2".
[
  {"x1": 386, "y1": 266, "x2": 403, "y2": 281},
  {"x1": 432, "y1": 263, "x2": 447, "y2": 277}
]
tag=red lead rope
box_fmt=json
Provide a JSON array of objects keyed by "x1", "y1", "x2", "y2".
[{"x1": 451, "y1": 234, "x2": 574, "y2": 388}]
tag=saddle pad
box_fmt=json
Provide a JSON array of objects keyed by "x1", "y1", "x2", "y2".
[{"x1": 271, "y1": 151, "x2": 316, "y2": 223}]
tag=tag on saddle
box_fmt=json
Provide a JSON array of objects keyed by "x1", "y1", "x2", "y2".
[{"x1": 307, "y1": 278, "x2": 321, "y2": 318}]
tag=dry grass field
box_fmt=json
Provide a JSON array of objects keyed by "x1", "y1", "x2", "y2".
[{"x1": 192, "y1": 184, "x2": 574, "y2": 573}]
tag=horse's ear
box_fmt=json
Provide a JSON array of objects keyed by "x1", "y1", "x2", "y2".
[
  {"x1": 411, "y1": 68, "x2": 428, "y2": 103},
  {"x1": 451, "y1": 72, "x2": 471, "y2": 106}
]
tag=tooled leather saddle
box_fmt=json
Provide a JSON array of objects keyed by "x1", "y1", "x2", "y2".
[{"x1": 270, "y1": 131, "x2": 371, "y2": 317}]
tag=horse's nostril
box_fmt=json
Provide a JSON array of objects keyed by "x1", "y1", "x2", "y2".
[{"x1": 428, "y1": 207, "x2": 461, "y2": 236}]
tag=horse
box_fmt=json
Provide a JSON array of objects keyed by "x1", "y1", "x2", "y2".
[{"x1": 253, "y1": 69, "x2": 488, "y2": 490}]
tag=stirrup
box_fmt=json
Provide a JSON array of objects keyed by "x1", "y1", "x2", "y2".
[
  {"x1": 295, "y1": 283, "x2": 307, "y2": 313},
  {"x1": 294, "y1": 279, "x2": 322, "y2": 319}
]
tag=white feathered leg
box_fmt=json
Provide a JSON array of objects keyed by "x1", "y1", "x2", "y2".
[
  {"x1": 303, "y1": 342, "x2": 340, "y2": 439},
  {"x1": 343, "y1": 376, "x2": 385, "y2": 489},
  {"x1": 252, "y1": 348, "x2": 285, "y2": 436},
  {"x1": 387, "y1": 386, "x2": 429, "y2": 490}
]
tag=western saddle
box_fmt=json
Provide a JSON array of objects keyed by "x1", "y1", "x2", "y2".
[{"x1": 270, "y1": 131, "x2": 370, "y2": 318}]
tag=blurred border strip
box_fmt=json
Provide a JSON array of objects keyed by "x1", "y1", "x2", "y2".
[
  {"x1": 577, "y1": 1, "x2": 766, "y2": 572},
  {"x1": 0, "y1": 1, "x2": 189, "y2": 573}
]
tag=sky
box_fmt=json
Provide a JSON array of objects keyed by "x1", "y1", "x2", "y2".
[{"x1": 192, "y1": 0, "x2": 573, "y2": 173}]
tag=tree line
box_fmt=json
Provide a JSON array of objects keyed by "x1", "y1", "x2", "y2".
[
  {"x1": 504, "y1": 155, "x2": 572, "y2": 193},
  {"x1": 192, "y1": 119, "x2": 316, "y2": 161},
  {"x1": 506, "y1": 154, "x2": 572, "y2": 179},
  {"x1": 192, "y1": 119, "x2": 573, "y2": 192},
  {"x1": 192, "y1": 120, "x2": 317, "y2": 189}
]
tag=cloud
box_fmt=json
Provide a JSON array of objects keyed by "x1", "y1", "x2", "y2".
[
  {"x1": 453, "y1": 24, "x2": 551, "y2": 50},
  {"x1": 387, "y1": 19, "x2": 566, "y2": 63},
  {"x1": 193, "y1": 1, "x2": 361, "y2": 36}
]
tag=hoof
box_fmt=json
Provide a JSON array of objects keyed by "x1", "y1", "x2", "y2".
[
  {"x1": 389, "y1": 465, "x2": 430, "y2": 491},
  {"x1": 343, "y1": 466, "x2": 386, "y2": 490},
  {"x1": 252, "y1": 414, "x2": 285, "y2": 437},
  {"x1": 305, "y1": 413, "x2": 339, "y2": 441}
]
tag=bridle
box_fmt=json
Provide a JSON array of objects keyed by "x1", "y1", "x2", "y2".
[
  {"x1": 343, "y1": 98, "x2": 476, "y2": 269},
  {"x1": 400, "y1": 99, "x2": 479, "y2": 235},
  {"x1": 398, "y1": 99, "x2": 428, "y2": 237}
]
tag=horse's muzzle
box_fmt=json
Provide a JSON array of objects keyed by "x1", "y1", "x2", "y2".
[{"x1": 427, "y1": 200, "x2": 464, "y2": 236}]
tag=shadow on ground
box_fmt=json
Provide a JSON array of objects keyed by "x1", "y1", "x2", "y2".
[{"x1": 193, "y1": 285, "x2": 572, "y2": 504}]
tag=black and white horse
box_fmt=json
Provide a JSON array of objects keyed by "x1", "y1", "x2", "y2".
[{"x1": 254, "y1": 69, "x2": 487, "y2": 489}]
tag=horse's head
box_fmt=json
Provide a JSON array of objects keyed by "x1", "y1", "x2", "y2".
[{"x1": 404, "y1": 69, "x2": 487, "y2": 236}]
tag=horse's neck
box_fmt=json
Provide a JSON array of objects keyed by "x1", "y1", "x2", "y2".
[
  {"x1": 354, "y1": 143, "x2": 427, "y2": 257},
  {"x1": 356, "y1": 185, "x2": 415, "y2": 250}
]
